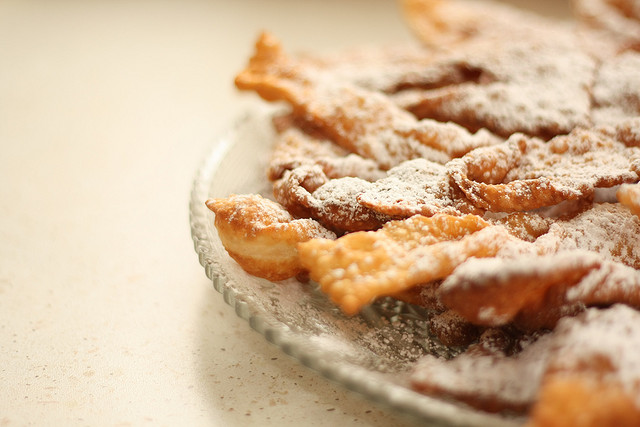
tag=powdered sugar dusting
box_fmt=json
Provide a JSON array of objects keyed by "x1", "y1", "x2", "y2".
[
  {"x1": 357, "y1": 158, "x2": 480, "y2": 217},
  {"x1": 411, "y1": 345, "x2": 547, "y2": 411},
  {"x1": 449, "y1": 126, "x2": 640, "y2": 212},
  {"x1": 549, "y1": 305, "x2": 640, "y2": 405},
  {"x1": 409, "y1": 36, "x2": 594, "y2": 138},
  {"x1": 574, "y1": 0, "x2": 640, "y2": 51},
  {"x1": 566, "y1": 259, "x2": 640, "y2": 303},
  {"x1": 311, "y1": 177, "x2": 385, "y2": 227},
  {"x1": 535, "y1": 203, "x2": 640, "y2": 267},
  {"x1": 268, "y1": 127, "x2": 385, "y2": 182},
  {"x1": 592, "y1": 52, "x2": 640, "y2": 127},
  {"x1": 411, "y1": 305, "x2": 640, "y2": 412}
]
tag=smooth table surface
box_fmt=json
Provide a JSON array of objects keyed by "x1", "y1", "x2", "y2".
[{"x1": 0, "y1": 1, "x2": 571, "y2": 425}]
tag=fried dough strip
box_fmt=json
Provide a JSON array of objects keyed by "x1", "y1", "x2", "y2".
[
  {"x1": 439, "y1": 255, "x2": 640, "y2": 331},
  {"x1": 391, "y1": 281, "x2": 446, "y2": 311},
  {"x1": 401, "y1": 0, "x2": 564, "y2": 48},
  {"x1": 534, "y1": 202, "x2": 640, "y2": 268},
  {"x1": 297, "y1": 214, "x2": 525, "y2": 315},
  {"x1": 358, "y1": 158, "x2": 554, "y2": 232},
  {"x1": 530, "y1": 375, "x2": 640, "y2": 427},
  {"x1": 448, "y1": 126, "x2": 640, "y2": 212},
  {"x1": 297, "y1": 44, "x2": 474, "y2": 95},
  {"x1": 592, "y1": 55, "x2": 640, "y2": 127},
  {"x1": 205, "y1": 194, "x2": 335, "y2": 281},
  {"x1": 357, "y1": 158, "x2": 484, "y2": 218},
  {"x1": 411, "y1": 350, "x2": 540, "y2": 414},
  {"x1": 529, "y1": 305, "x2": 640, "y2": 426},
  {"x1": 509, "y1": 256, "x2": 640, "y2": 332},
  {"x1": 268, "y1": 125, "x2": 384, "y2": 182},
  {"x1": 439, "y1": 203, "x2": 640, "y2": 328},
  {"x1": 618, "y1": 183, "x2": 640, "y2": 217},
  {"x1": 488, "y1": 212, "x2": 553, "y2": 242},
  {"x1": 410, "y1": 305, "x2": 640, "y2": 418},
  {"x1": 399, "y1": 0, "x2": 593, "y2": 139},
  {"x1": 272, "y1": 165, "x2": 390, "y2": 233},
  {"x1": 428, "y1": 309, "x2": 482, "y2": 347},
  {"x1": 574, "y1": 0, "x2": 640, "y2": 53},
  {"x1": 235, "y1": 32, "x2": 499, "y2": 169},
  {"x1": 398, "y1": 42, "x2": 594, "y2": 139},
  {"x1": 438, "y1": 251, "x2": 602, "y2": 328},
  {"x1": 566, "y1": 258, "x2": 640, "y2": 307}
]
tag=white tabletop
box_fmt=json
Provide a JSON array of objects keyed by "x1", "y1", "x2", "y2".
[{"x1": 0, "y1": 1, "x2": 570, "y2": 425}]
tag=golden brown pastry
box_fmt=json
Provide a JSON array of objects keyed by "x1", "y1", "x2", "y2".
[{"x1": 205, "y1": 194, "x2": 335, "y2": 281}]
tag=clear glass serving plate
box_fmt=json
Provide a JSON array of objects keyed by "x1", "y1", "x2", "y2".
[{"x1": 189, "y1": 106, "x2": 522, "y2": 427}]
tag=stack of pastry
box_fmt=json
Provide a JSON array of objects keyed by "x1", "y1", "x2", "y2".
[{"x1": 206, "y1": 1, "x2": 640, "y2": 424}]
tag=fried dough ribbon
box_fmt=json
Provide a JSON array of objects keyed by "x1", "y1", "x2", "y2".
[
  {"x1": 399, "y1": 0, "x2": 594, "y2": 139},
  {"x1": 297, "y1": 214, "x2": 526, "y2": 315},
  {"x1": 205, "y1": 194, "x2": 335, "y2": 281},
  {"x1": 618, "y1": 183, "x2": 640, "y2": 217},
  {"x1": 411, "y1": 305, "x2": 640, "y2": 424},
  {"x1": 235, "y1": 32, "x2": 498, "y2": 170},
  {"x1": 574, "y1": 0, "x2": 640, "y2": 53},
  {"x1": 439, "y1": 203, "x2": 640, "y2": 330},
  {"x1": 448, "y1": 124, "x2": 640, "y2": 212},
  {"x1": 268, "y1": 130, "x2": 384, "y2": 183}
]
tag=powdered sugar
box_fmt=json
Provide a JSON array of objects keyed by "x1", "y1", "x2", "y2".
[
  {"x1": 548, "y1": 305, "x2": 640, "y2": 404},
  {"x1": 407, "y1": 36, "x2": 594, "y2": 139},
  {"x1": 411, "y1": 305, "x2": 640, "y2": 411},
  {"x1": 357, "y1": 158, "x2": 480, "y2": 217},
  {"x1": 411, "y1": 345, "x2": 547, "y2": 411},
  {"x1": 449, "y1": 127, "x2": 640, "y2": 212},
  {"x1": 536, "y1": 203, "x2": 640, "y2": 267},
  {"x1": 566, "y1": 259, "x2": 640, "y2": 303},
  {"x1": 268, "y1": 127, "x2": 385, "y2": 182},
  {"x1": 592, "y1": 52, "x2": 640, "y2": 126},
  {"x1": 574, "y1": 0, "x2": 640, "y2": 51}
]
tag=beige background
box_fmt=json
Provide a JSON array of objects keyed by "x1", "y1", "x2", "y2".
[{"x1": 1, "y1": 1, "x2": 570, "y2": 425}]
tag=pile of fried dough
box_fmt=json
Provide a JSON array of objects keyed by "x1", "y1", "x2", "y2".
[{"x1": 206, "y1": 0, "x2": 640, "y2": 424}]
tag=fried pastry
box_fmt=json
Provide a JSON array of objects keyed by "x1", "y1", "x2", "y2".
[
  {"x1": 272, "y1": 165, "x2": 390, "y2": 233},
  {"x1": 428, "y1": 309, "x2": 481, "y2": 347},
  {"x1": 411, "y1": 335, "x2": 544, "y2": 413},
  {"x1": 205, "y1": 194, "x2": 335, "y2": 281},
  {"x1": 439, "y1": 254, "x2": 640, "y2": 332},
  {"x1": 592, "y1": 54, "x2": 640, "y2": 127},
  {"x1": 448, "y1": 126, "x2": 640, "y2": 212},
  {"x1": 295, "y1": 43, "x2": 464, "y2": 95},
  {"x1": 411, "y1": 305, "x2": 640, "y2": 419},
  {"x1": 356, "y1": 158, "x2": 483, "y2": 218},
  {"x1": 618, "y1": 183, "x2": 640, "y2": 217},
  {"x1": 401, "y1": 0, "x2": 563, "y2": 47},
  {"x1": 530, "y1": 375, "x2": 640, "y2": 427},
  {"x1": 400, "y1": 0, "x2": 593, "y2": 139},
  {"x1": 439, "y1": 203, "x2": 640, "y2": 328},
  {"x1": 235, "y1": 32, "x2": 499, "y2": 170},
  {"x1": 529, "y1": 305, "x2": 640, "y2": 426},
  {"x1": 534, "y1": 202, "x2": 640, "y2": 268},
  {"x1": 565, "y1": 257, "x2": 640, "y2": 307},
  {"x1": 392, "y1": 281, "x2": 446, "y2": 311},
  {"x1": 297, "y1": 214, "x2": 528, "y2": 315},
  {"x1": 267, "y1": 121, "x2": 385, "y2": 182},
  {"x1": 439, "y1": 251, "x2": 592, "y2": 330},
  {"x1": 488, "y1": 212, "x2": 552, "y2": 242},
  {"x1": 574, "y1": 0, "x2": 640, "y2": 53}
]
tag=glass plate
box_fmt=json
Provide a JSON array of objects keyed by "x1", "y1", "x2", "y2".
[{"x1": 189, "y1": 106, "x2": 522, "y2": 427}]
